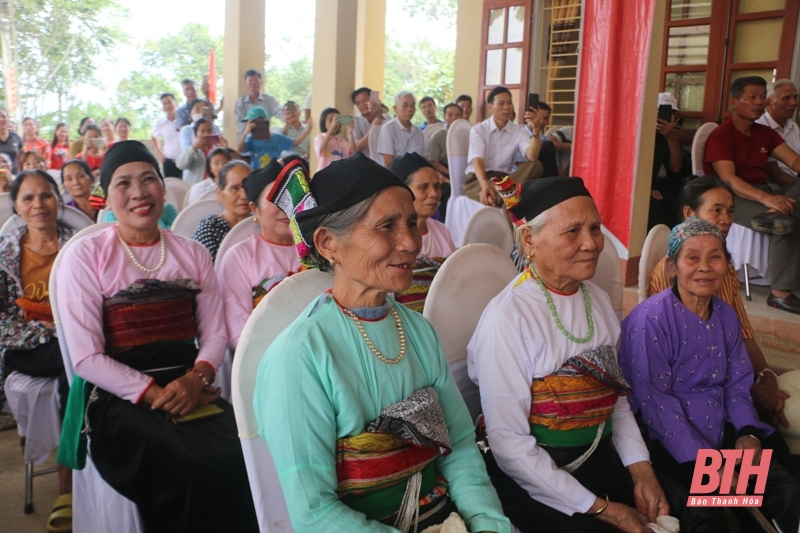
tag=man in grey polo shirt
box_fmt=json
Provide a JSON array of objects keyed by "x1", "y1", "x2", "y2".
[
  {"x1": 275, "y1": 101, "x2": 311, "y2": 159},
  {"x1": 352, "y1": 86, "x2": 389, "y2": 161},
  {"x1": 234, "y1": 69, "x2": 281, "y2": 138},
  {"x1": 377, "y1": 91, "x2": 426, "y2": 166}
]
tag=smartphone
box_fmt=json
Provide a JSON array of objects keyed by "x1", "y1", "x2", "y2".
[
  {"x1": 658, "y1": 104, "x2": 673, "y2": 123},
  {"x1": 338, "y1": 114, "x2": 353, "y2": 125},
  {"x1": 251, "y1": 121, "x2": 271, "y2": 140},
  {"x1": 370, "y1": 90, "x2": 380, "y2": 104},
  {"x1": 202, "y1": 106, "x2": 213, "y2": 121},
  {"x1": 528, "y1": 93, "x2": 540, "y2": 110},
  {"x1": 205, "y1": 134, "x2": 220, "y2": 145}
]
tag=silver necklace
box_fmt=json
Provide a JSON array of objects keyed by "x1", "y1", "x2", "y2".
[{"x1": 117, "y1": 226, "x2": 166, "y2": 273}]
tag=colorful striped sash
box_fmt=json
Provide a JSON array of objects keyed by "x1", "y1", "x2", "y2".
[
  {"x1": 395, "y1": 257, "x2": 445, "y2": 313},
  {"x1": 335, "y1": 387, "x2": 451, "y2": 521},
  {"x1": 530, "y1": 345, "x2": 630, "y2": 434},
  {"x1": 103, "y1": 279, "x2": 200, "y2": 353}
]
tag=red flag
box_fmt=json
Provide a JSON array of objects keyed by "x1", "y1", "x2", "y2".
[{"x1": 208, "y1": 49, "x2": 217, "y2": 105}]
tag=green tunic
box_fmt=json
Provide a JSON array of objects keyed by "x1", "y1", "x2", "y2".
[{"x1": 254, "y1": 293, "x2": 509, "y2": 533}]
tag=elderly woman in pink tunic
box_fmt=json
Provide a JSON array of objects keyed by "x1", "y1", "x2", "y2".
[
  {"x1": 216, "y1": 158, "x2": 303, "y2": 349},
  {"x1": 389, "y1": 152, "x2": 456, "y2": 313},
  {"x1": 55, "y1": 141, "x2": 257, "y2": 532}
]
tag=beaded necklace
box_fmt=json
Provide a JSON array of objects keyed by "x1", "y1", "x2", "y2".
[
  {"x1": 117, "y1": 227, "x2": 166, "y2": 273},
  {"x1": 529, "y1": 264, "x2": 594, "y2": 343},
  {"x1": 340, "y1": 303, "x2": 406, "y2": 364}
]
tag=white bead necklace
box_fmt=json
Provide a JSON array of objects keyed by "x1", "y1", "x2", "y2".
[
  {"x1": 421, "y1": 229, "x2": 432, "y2": 256},
  {"x1": 117, "y1": 226, "x2": 166, "y2": 273}
]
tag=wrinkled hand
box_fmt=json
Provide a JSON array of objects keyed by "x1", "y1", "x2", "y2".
[
  {"x1": 761, "y1": 194, "x2": 796, "y2": 216},
  {"x1": 479, "y1": 181, "x2": 498, "y2": 207},
  {"x1": 150, "y1": 374, "x2": 205, "y2": 415},
  {"x1": 735, "y1": 435, "x2": 762, "y2": 467},
  {"x1": 632, "y1": 474, "x2": 670, "y2": 523},
  {"x1": 596, "y1": 502, "x2": 649, "y2": 533},
  {"x1": 656, "y1": 117, "x2": 678, "y2": 139},
  {"x1": 751, "y1": 374, "x2": 790, "y2": 428}
]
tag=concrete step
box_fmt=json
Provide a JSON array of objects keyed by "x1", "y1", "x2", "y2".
[{"x1": 623, "y1": 284, "x2": 800, "y2": 358}]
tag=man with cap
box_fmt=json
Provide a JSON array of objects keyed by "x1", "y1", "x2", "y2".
[
  {"x1": 649, "y1": 92, "x2": 691, "y2": 229},
  {"x1": 469, "y1": 176, "x2": 716, "y2": 532},
  {"x1": 234, "y1": 68, "x2": 282, "y2": 139},
  {"x1": 237, "y1": 107, "x2": 311, "y2": 170}
]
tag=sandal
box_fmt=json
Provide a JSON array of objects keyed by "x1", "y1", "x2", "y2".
[{"x1": 47, "y1": 493, "x2": 72, "y2": 533}]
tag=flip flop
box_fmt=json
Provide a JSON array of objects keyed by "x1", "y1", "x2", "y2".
[
  {"x1": 0, "y1": 412, "x2": 16, "y2": 431},
  {"x1": 47, "y1": 493, "x2": 72, "y2": 533}
]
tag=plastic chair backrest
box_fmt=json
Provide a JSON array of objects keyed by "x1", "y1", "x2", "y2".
[
  {"x1": 164, "y1": 177, "x2": 190, "y2": 212},
  {"x1": 170, "y1": 199, "x2": 223, "y2": 239},
  {"x1": 423, "y1": 244, "x2": 518, "y2": 419},
  {"x1": 0, "y1": 192, "x2": 12, "y2": 228},
  {"x1": 446, "y1": 119, "x2": 472, "y2": 197},
  {"x1": 589, "y1": 234, "x2": 624, "y2": 319},
  {"x1": 691, "y1": 122, "x2": 718, "y2": 176},
  {"x1": 368, "y1": 124, "x2": 383, "y2": 162},
  {"x1": 215, "y1": 217, "x2": 260, "y2": 270},
  {"x1": 460, "y1": 206, "x2": 514, "y2": 252},
  {"x1": 232, "y1": 269, "x2": 332, "y2": 532},
  {"x1": 0, "y1": 205, "x2": 94, "y2": 235},
  {"x1": 198, "y1": 188, "x2": 217, "y2": 202},
  {"x1": 50, "y1": 222, "x2": 115, "y2": 384},
  {"x1": 637, "y1": 224, "x2": 671, "y2": 302},
  {"x1": 422, "y1": 122, "x2": 444, "y2": 147}
]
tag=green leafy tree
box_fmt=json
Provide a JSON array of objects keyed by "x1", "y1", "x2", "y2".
[
  {"x1": 263, "y1": 56, "x2": 312, "y2": 110},
  {"x1": 401, "y1": 0, "x2": 457, "y2": 27},
  {"x1": 6, "y1": 0, "x2": 126, "y2": 117}
]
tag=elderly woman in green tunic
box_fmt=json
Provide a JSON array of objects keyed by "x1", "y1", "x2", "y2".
[{"x1": 254, "y1": 152, "x2": 509, "y2": 533}]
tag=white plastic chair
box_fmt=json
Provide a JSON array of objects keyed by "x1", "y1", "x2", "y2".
[
  {"x1": 0, "y1": 205, "x2": 94, "y2": 235},
  {"x1": 169, "y1": 199, "x2": 223, "y2": 239},
  {"x1": 423, "y1": 243, "x2": 519, "y2": 421},
  {"x1": 215, "y1": 217, "x2": 260, "y2": 271},
  {"x1": 692, "y1": 123, "x2": 770, "y2": 300},
  {"x1": 232, "y1": 269, "x2": 334, "y2": 532},
  {"x1": 460, "y1": 206, "x2": 514, "y2": 252},
  {"x1": 444, "y1": 119, "x2": 482, "y2": 245},
  {"x1": 0, "y1": 192, "x2": 13, "y2": 228},
  {"x1": 637, "y1": 224, "x2": 671, "y2": 302},
  {"x1": 590, "y1": 234, "x2": 624, "y2": 322},
  {"x1": 198, "y1": 188, "x2": 217, "y2": 202},
  {"x1": 49, "y1": 222, "x2": 144, "y2": 533},
  {"x1": 368, "y1": 124, "x2": 383, "y2": 164},
  {"x1": 422, "y1": 122, "x2": 444, "y2": 149},
  {"x1": 691, "y1": 122, "x2": 718, "y2": 176},
  {"x1": 164, "y1": 177, "x2": 190, "y2": 212}
]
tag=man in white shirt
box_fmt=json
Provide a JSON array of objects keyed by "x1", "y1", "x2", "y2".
[
  {"x1": 756, "y1": 79, "x2": 800, "y2": 181},
  {"x1": 151, "y1": 93, "x2": 183, "y2": 178},
  {"x1": 233, "y1": 69, "x2": 281, "y2": 138},
  {"x1": 465, "y1": 86, "x2": 543, "y2": 206},
  {"x1": 376, "y1": 91, "x2": 426, "y2": 166},
  {"x1": 352, "y1": 86, "x2": 388, "y2": 161}
]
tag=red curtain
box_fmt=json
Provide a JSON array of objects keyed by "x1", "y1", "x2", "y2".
[{"x1": 572, "y1": 0, "x2": 657, "y2": 253}]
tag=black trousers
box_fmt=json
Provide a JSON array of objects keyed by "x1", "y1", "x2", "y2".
[
  {"x1": 483, "y1": 436, "x2": 726, "y2": 533},
  {"x1": 643, "y1": 422, "x2": 800, "y2": 533},
  {"x1": 6, "y1": 339, "x2": 69, "y2": 420},
  {"x1": 162, "y1": 158, "x2": 181, "y2": 179}
]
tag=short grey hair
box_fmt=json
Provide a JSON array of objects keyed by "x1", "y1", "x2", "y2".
[
  {"x1": 218, "y1": 159, "x2": 250, "y2": 189},
  {"x1": 307, "y1": 193, "x2": 378, "y2": 272},
  {"x1": 513, "y1": 208, "x2": 551, "y2": 262},
  {"x1": 394, "y1": 91, "x2": 415, "y2": 107},
  {"x1": 768, "y1": 79, "x2": 797, "y2": 99}
]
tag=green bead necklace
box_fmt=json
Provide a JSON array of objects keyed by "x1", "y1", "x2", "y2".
[{"x1": 529, "y1": 265, "x2": 595, "y2": 343}]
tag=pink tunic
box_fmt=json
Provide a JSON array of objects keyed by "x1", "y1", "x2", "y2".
[
  {"x1": 421, "y1": 219, "x2": 456, "y2": 259},
  {"x1": 55, "y1": 226, "x2": 226, "y2": 403},
  {"x1": 217, "y1": 234, "x2": 301, "y2": 348}
]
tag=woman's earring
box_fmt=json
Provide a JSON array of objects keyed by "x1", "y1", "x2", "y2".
[{"x1": 330, "y1": 257, "x2": 336, "y2": 267}]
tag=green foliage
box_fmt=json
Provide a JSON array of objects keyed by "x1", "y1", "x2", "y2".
[
  {"x1": 8, "y1": 0, "x2": 127, "y2": 117},
  {"x1": 401, "y1": 0, "x2": 457, "y2": 27},
  {"x1": 263, "y1": 57, "x2": 313, "y2": 109},
  {"x1": 383, "y1": 38, "x2": 455, "y2": 125}
]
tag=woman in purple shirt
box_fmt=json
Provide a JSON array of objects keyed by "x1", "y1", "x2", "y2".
[{"x1": 619, "y1": 218, "x2": 799, "y2": 532}]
